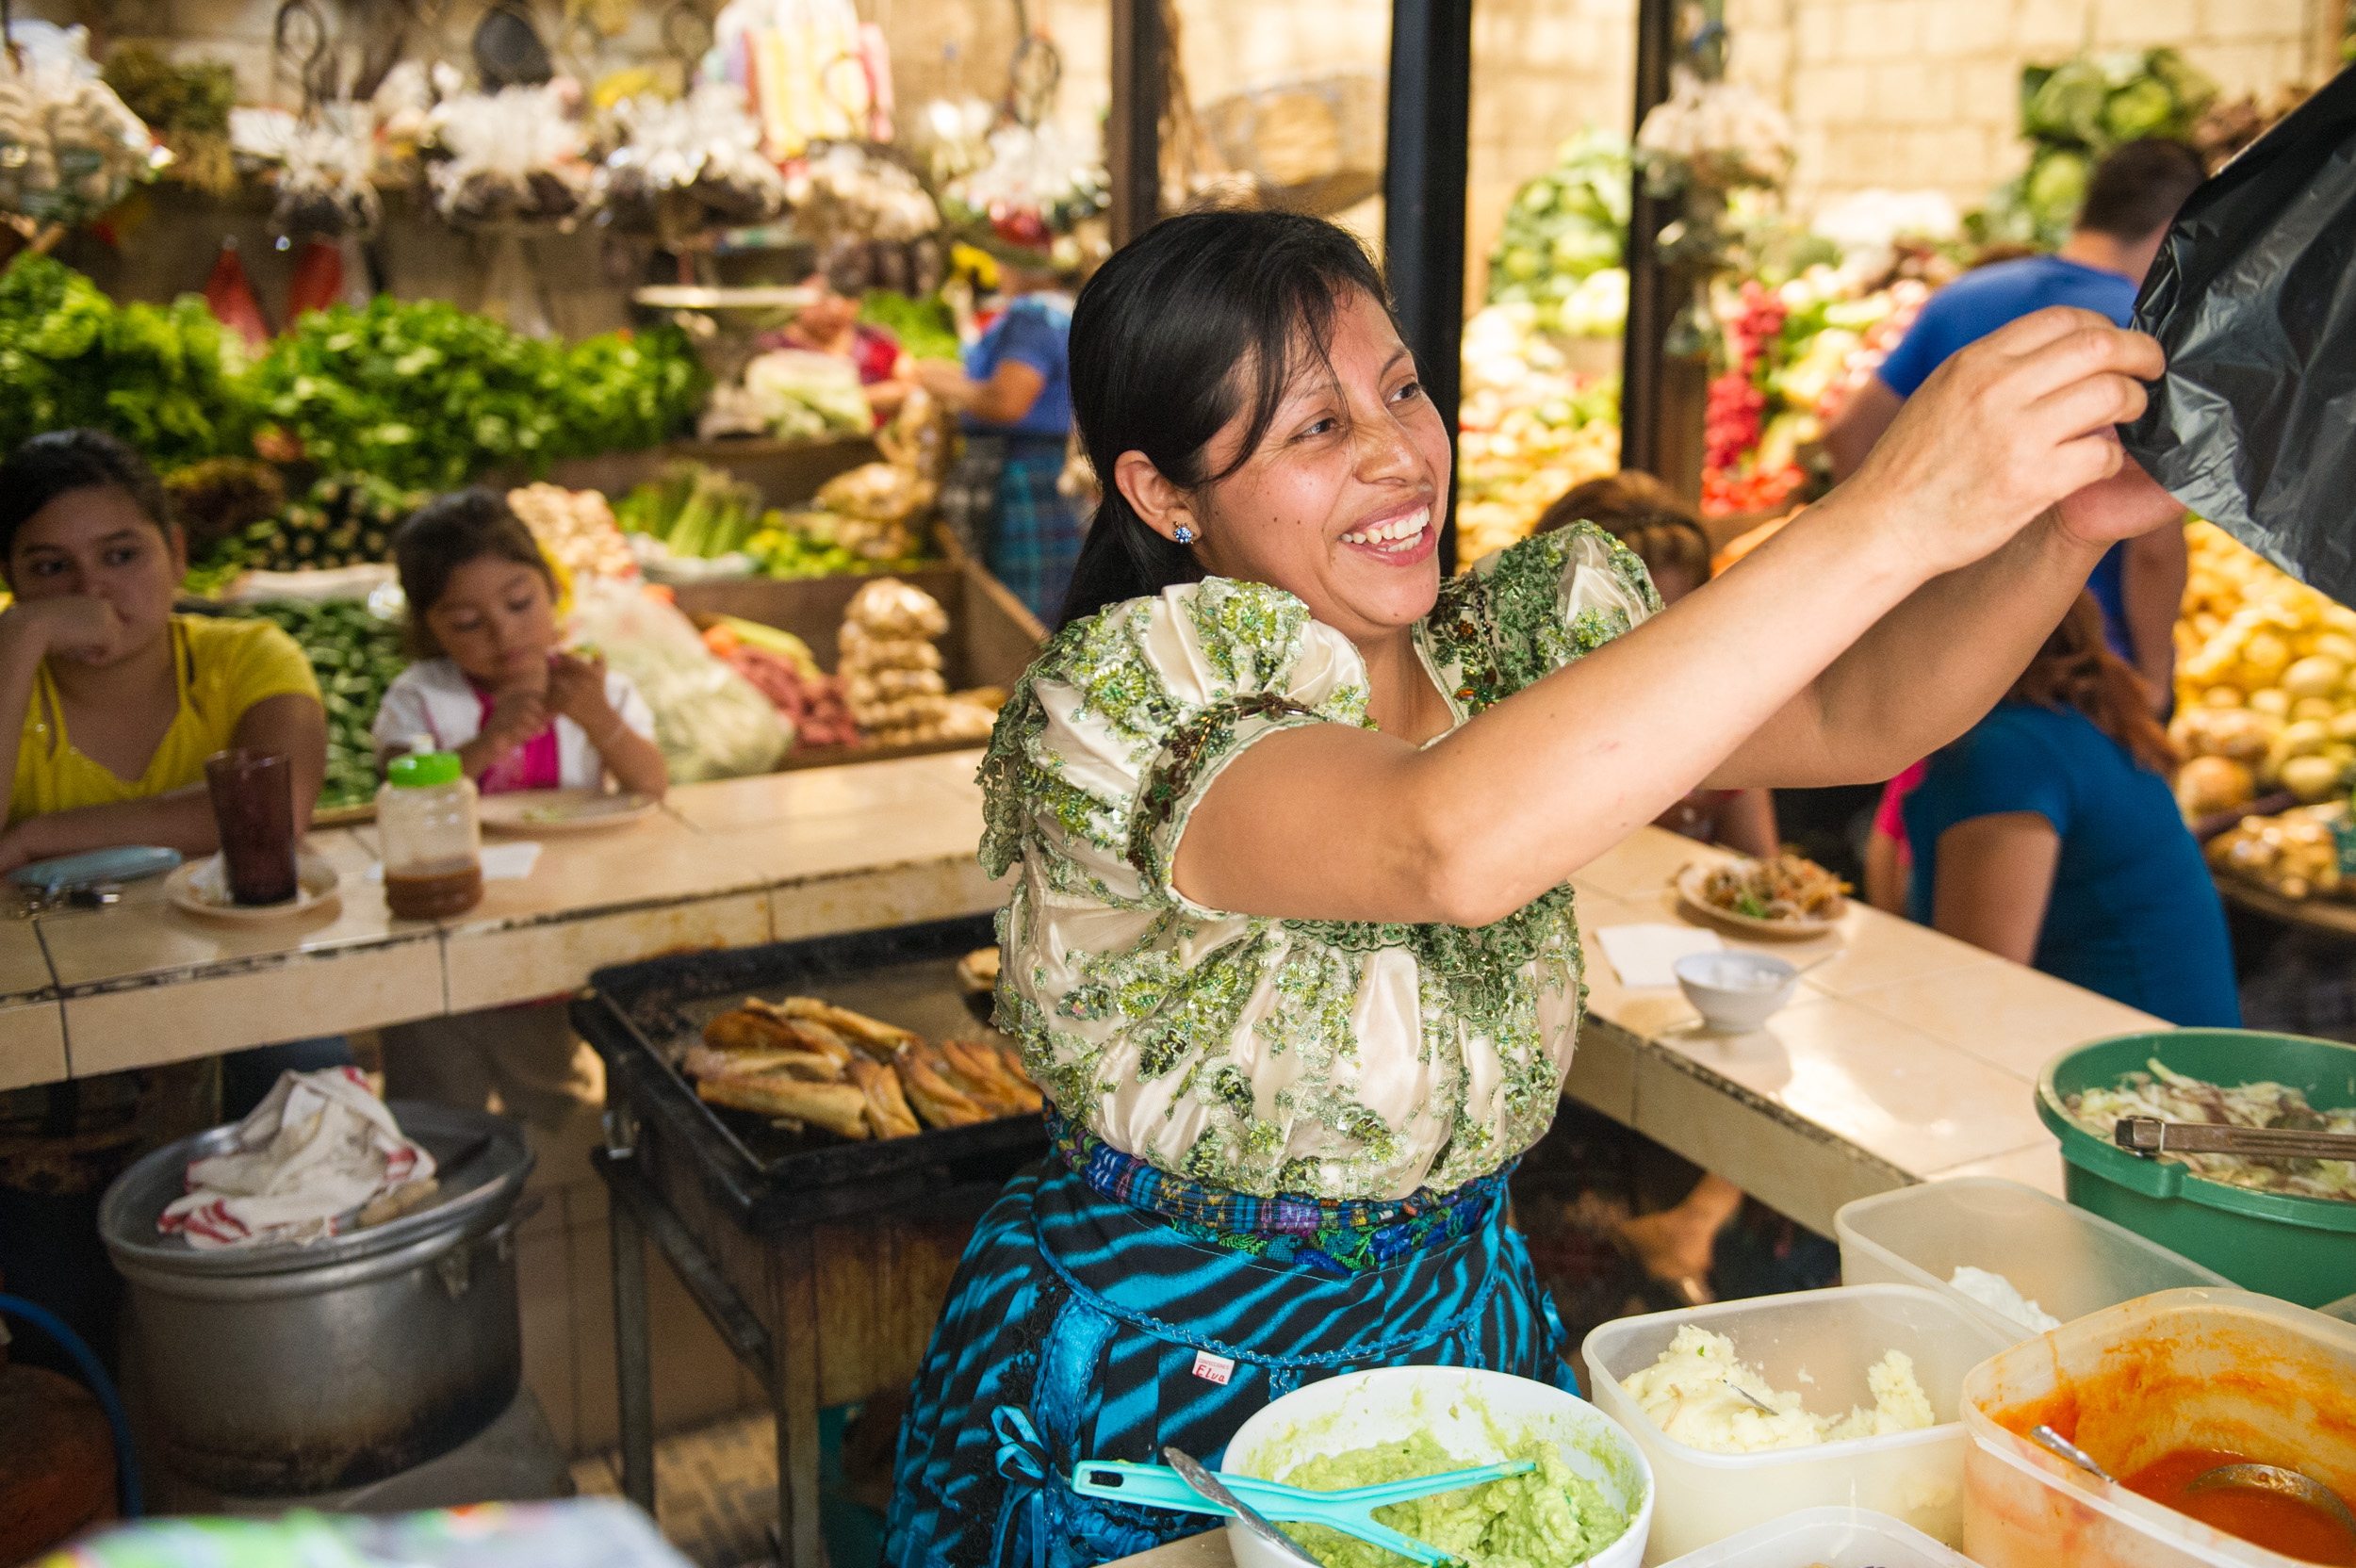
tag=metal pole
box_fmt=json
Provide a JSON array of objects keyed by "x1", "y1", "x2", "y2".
[
  {"x1": 1619, "y1": 0, "x2": 1677, "y2": 476},
  {"x1": 608, "y1": 1180, "x2": 656, "y2": 1513},
  {"x1": 1384, "y1": 0, "x2": 1474, "y2": 573},
  {"x1": 1108, "y1": 0, "x2": 1165, "y2": 247}
]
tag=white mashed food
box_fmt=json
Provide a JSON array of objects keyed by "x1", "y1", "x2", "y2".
[
  {"x1": 1620, "y1": 1324, "x2": 1939, "y2": 1453},
  {"x1": 1947, "y1": 1265, "x2": 2062, "y2": 1333}
]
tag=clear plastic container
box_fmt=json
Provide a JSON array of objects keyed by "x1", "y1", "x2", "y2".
[
  {"x1": 1961, "y1": 1286, "x2": 2356, "y2": 1568},
  {"x1": 1836, "y1": 1177, "x2": 2231, "y2": 1344},
  {"x1": 377, "y1": 752, "x2": 483, "y2": 920},
  {"x1": 1653, "y1": 1505, "x2": 1980, "y2": 1567},
  {"x1": 1581, "y1": 1285, "x2": 2012, "y2": 1565}
]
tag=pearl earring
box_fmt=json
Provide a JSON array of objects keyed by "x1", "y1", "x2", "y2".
[{"x1": 1173, "y1": 524, "x2": 1196, "y2": 545}]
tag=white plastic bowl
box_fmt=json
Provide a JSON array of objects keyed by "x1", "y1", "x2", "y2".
[
  {"x1": 1674, "y1": 952, "x2": 1798, "y2": 1032},
  {"x1": 1222, "y1": 1366, "x2": 1655, "y2": 1568},
  {"x1": 1653, "y1": 1505, "x2": 1980, "y2": 1567}
]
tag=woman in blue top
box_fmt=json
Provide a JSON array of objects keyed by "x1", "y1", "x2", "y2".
[
  {"x1": 1903, "y1": 592, "x2": 2238, "y2": 1025},
  {"x1": 919, "y1": 257, "x2": 1085, "y2": 620}
]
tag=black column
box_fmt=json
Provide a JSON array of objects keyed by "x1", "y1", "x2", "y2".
[
  {"x1": 1617, "y1": 0, "x2": 1677, "y2": 476},
  {"x1": 1108, "y1": 0, "x2": 1166, "y2": 248},
  {"x1": 1384, "y1": 0, "x2": 1474, "y2": 573}
]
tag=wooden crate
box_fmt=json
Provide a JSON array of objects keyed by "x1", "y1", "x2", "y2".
[{"x1": 545, "y1": 435, "x2": 883, "y2": 512}]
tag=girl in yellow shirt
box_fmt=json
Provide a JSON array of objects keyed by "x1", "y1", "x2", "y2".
[{"x1": 0, "y1": 430, "x2": 328, "y2": 873}]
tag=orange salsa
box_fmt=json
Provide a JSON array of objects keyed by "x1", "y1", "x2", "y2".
[{"x1": 2122, "y1": 1448, "x2": 2356, "y2": 1566}]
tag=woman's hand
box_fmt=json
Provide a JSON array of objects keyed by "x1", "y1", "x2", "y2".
[
  {"x1": 0, "y1": 595, "x2": 128, "y2": 666},
  {"x1": 1845, "y1": 306, "x2": 2166, "y2": 578}
]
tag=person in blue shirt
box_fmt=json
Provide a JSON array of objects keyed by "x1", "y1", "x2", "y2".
[
  {"x1": 918, "y1": 259, "x2": 1084, "y2": 621},
  {"x1": 1902, "y1": 591, "x2": 2239, "y2": 1026},
  {"x1": 1826, "y1": 139, "x2": 2209, "y2": 706}
]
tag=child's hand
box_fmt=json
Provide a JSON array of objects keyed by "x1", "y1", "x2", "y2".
[
  {"x1": 483, "y1": 684, "x2": 550, "y2": 751},
  {"x1": 547, "y1": 651, "x2": 614, "y2": 727}
]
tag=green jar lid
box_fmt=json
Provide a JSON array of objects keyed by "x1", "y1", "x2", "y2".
[{"x1": 388, "y1": 752, "x2": 464, "y2": 788}]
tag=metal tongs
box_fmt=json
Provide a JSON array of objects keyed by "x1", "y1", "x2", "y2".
[{"x1": 2115, "y1": 1116, "x2": 2356, "y2": 1162}]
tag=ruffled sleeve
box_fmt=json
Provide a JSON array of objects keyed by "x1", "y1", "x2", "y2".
[
  {"x1": 1424, "y1": 522, "x2": 1663, "y2": 714},
  {"x1": 979, "y1": 576, "x2": 1371, "y2": 914}
]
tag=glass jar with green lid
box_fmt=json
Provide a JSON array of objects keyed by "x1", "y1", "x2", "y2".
[{"x1": 377, "y1": 751, "x2": 483, "y2": 920}]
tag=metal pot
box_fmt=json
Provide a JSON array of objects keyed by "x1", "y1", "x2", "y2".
[{"x1": 99, "y1": 1102, "x2": 534, "y2": 1495}]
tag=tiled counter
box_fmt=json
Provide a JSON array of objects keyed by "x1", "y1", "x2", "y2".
[
  {"x1": 2, "y1": 752, "x2": 999, "y2": 1090},
  {"x1": 7, "y1": 763, "x2": 2113, "y2": 1231}
]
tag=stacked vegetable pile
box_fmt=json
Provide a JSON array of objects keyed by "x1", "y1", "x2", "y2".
[
  {"x1": 1975, "y1": 48, "x2": 2217, "y2": 247},
  {"x1": 613, "y1": 461, "x2": 775, "y2": 569},
  {"x1": 254, "y1": 297, "x2": 706, "y2": 490},
  {"x1": 236, "y1": 599, "x2": 409, "y2": 812},
  {"x1": 0, "y1": 253, "x2": 256, "y2": 470},
  {"x1": 701, "y1": 617, "x2": 860, "y2": 751},
  {"x1": 1454, "y1": 304, "x2": 1621, "y2": 564},
  {"x1": 1699, "y1": 270, "x2": 1930, "y2": 518},
  {"x1": 241, "y1": 475, "x2": 425, "y2": 573},
  {"x1": 1484, "y1": 130, "x2": 1631, "y2": 338},
  {"x1": 2173, "y1": 520, "x2": 2356, "y2": 823},
  {"x1": 509, "y1": 483, "x2": 637, "y2": 582}
]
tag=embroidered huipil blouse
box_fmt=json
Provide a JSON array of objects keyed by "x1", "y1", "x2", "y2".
[{"x1": 978, "y1": 524, "x2": 1661, "y2": 1201}]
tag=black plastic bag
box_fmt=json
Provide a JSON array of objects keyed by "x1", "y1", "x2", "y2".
[{"x1": 2124, "y1": 67, "x2": 2356, "y2": 601}]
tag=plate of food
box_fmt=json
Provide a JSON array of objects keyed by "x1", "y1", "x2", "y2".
[
  {"x1": 166, "y1": 853, "x2": 342, "y2": 924},
  {"x1": 1676, "y1": 852, "x2": 1850, "y2": 939},
  {"x1": 476, "y1": 789, "x2": 661, "y2": 835}
]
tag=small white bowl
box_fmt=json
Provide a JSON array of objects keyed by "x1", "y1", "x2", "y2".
[
  {"x1": 1674, "y1": 951, "x2": 1798, "y2": 1033},
  {"x1": 1221, "y1": 1365, "x2": 1654, "y2": 1568}
]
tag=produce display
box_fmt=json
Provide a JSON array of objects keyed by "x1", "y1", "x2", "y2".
[
  {"x1": 2062, "y1": 1059, "x2": 2356, "y2": 1203},
  {"x1": 1484, "y1": 129, "x2": 1631, "y2": 337},
  {"x1": 235, "y1": 598, "x2": 409, "y2": 812},
  {"x1": 165, "y1": 457, "x2": 284, "y2": 557},
  {"x1": 568, "y1": 578, "x2": 792, "y2": 782},
  {"x1": 1282, "y1": 1432, "x2": 1630, "y2": 1568},
  {"x1": 613, "y1": 460, "x2": 774, "y2": 564},
  {"x1": 0, "y1": 253, "x2": 254, "y2": 470},
  {"x1": 1454, "y1": 304, "x2": 1621, "y2": 564},
  {"x1": 1692, "y1": 852, "x2": 1849, "y2": 923},
  {"x1": 1975, "y1": 48, "x2": 2218, "y2": 247},
  {"x1": 509, "y1": 483, "x2": 637, "y2": 582},
  {"x1": 598, "y1": 82, "x2": 787, "y2": 230},
  {"x1": 683, "y1": 993, "x2": 1039, "y2": 1142},
  {"x1": 240, "y1": 474, "x2": 424, "y2": 574},
  {"x1": 701, "y1": 348, "x2": 875, "y2": 442},
  {"x1": 858, "y1": 290, "x2": 961, "y2": 363},
  {"x1": 101, "y1": 45, "x2": 237, "y2": 195},
  {"x1": 838, "y1": 579, "x2": 992, "y2": 747},
  {"x1": 1620, "y1": 1324, "x2": 1935, "y2": 1453},
  {"x1": 2205, "y1": 804, "x2": 2350, "y2": 902},
  {"x1": 702, "y1": 617, "x2": 860, "y2": 751},
  {"x1": 2172, "y1": 520, "x2": 2356, "y2": 819},
  {"x1": 424, "y1": 83, "x2": 595, "y2": 225}
]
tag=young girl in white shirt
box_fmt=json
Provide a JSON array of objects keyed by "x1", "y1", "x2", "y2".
[
  {"x1": 373, "y1": 488, "x2": 667, "y2": 799},
  {"x1": 371, "y1": 489, "x2": 669, "y2": 1132}
]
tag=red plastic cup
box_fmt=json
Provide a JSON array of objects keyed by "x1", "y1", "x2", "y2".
[{"x1": 204, "y1": 749, "x2": 299, "y2": 906}]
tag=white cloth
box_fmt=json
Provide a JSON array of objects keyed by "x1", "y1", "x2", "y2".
[
  {"x1": 158, "y1": 1068, "x2": 435, "y2": 1250},
  {"x1": 1594, "y1": 923, "x2": 1725, "y2": 988},
  {"x1": 371, "y1": 658, "x2": 655, "y2": 792}
]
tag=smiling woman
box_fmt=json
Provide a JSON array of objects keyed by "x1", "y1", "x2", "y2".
[{"x1": 885, "y1": 209, "x2": 2190, "y2": 1568}]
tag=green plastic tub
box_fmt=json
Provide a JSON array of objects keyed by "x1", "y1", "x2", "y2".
[{"x1": 2036, "y1": 1029, "x2": 2356, "y2": 1308}]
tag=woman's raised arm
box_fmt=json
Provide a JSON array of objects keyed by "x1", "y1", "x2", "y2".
[{"x1": 1173, "y1": 307, "x2": 2173, "y2": 927}]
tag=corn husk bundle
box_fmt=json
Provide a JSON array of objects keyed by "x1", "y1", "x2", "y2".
[{"x1": 684, "y1": 994, "x2": 1040, "y2": 1141}]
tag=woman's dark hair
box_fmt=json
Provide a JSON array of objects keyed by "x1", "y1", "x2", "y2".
[
  {"x1": 393, "y1": 487, "x2": 554, "y2": 658},
  {"x1": 0, "y1": 429, "x2": 174, "y2": 563},
  {"x1": 1534, "y1": 470, "x2": 1712, "y2": 585},
  {"x1": 2008, "y1": 591, "x2": 2176, "y2": 776},
  {"x1": 1057, "y1": 210, "x2": 1397, "y2": 628}
]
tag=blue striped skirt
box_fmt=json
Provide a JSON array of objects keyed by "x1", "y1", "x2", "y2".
[{"x1": 883, "y1": 1138, "x2": 1576, "y2": 1568}]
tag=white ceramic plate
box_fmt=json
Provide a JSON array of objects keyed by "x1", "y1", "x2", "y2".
[
  {"x1": 166, "y1": 853, "x2": 341, "y2": 923},
  {"x1": 476, "y1": 789, "x2": 661, "y2": 836},
  {"x1": 1675, "y1": 860, "x2": 1847, "y2": 941}
]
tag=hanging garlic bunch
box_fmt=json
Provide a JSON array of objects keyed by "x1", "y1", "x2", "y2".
[
  {"x1": 599, "y1": 82, "x2": 786, "y2": 230},
  {"x1": 1635, "y1": 67, "x2": 1792, "y2": 195},
  {"x1": 425, "y1": 81, "x2": 597, "y2": 226},
  {"x1": 0, "y1": 23, "x2": 163, "y2": 227}
]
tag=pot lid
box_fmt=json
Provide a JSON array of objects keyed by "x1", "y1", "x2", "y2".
[{"x1": 98, "y1": 1101, "x2": 534, "y2": 1278}]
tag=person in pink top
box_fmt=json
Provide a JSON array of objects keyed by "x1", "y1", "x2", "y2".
[{"x1": 369, "y1": 489, "x2": 669, "y2": 1135}]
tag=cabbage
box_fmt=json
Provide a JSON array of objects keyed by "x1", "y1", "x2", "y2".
[{"x1": 2065, "y1": 1058, "x2": 2356, "y2": 1203}]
